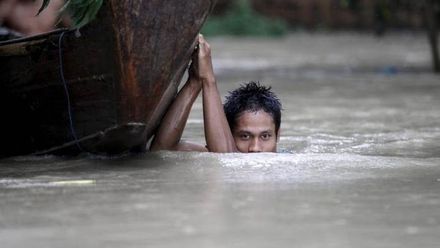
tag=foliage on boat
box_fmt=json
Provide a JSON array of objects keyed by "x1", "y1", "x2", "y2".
[{"x1": 37, "y1": 0, "x2": 103, "y2": 28}]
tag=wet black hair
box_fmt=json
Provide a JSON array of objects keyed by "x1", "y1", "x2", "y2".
[{"x1": 224, "y1": 81, "x2": 282, "y2": 134}]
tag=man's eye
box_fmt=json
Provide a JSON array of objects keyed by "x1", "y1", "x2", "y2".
[
  {"x1": 261, "y1": 134, "x2": 271, "y2": 140},
  {"x1": 240, "y1": 134, "x2": 250, "y2": 140}
]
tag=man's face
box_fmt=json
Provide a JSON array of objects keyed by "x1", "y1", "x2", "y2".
[{"x1": 232, "y1": 110, "x2": 278, "y2": 153}]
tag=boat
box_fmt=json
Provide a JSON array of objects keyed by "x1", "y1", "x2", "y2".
[{"x1": 0, "y1": 0, "x2": 216, "y2": 158}]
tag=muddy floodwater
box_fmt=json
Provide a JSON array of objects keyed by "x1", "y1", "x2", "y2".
[{"x1": 1, "y1": 33, "x2": 440, "y2": 247}]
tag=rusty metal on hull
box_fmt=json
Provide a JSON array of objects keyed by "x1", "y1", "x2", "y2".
[{"x1": 0, "y1": 0, "x2": 216, "y2": 157}]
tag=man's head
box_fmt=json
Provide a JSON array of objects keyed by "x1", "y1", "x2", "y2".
[{"x1": 224, "y1": 82, "x2": 282, "y2": 153}]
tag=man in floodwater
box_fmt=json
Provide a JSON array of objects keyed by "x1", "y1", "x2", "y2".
[{"x1": 150, "y1": 35, "x2": 282, "y2": 153}]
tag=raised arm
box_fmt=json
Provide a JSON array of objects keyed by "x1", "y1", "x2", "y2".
[
  {"x1": 197, "y1": 35, "x2": 238, "y2": 153},
  {"x1": 150, "y1": 49, "x2": 208, "y2": 152}
]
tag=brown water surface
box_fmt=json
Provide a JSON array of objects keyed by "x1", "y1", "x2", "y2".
[{"x1": 1, "y1": 33, "x2": 439, "y2": 248}]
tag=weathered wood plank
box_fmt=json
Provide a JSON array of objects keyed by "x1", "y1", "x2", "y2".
[{"x1": 0, "y1": 0, "x2": 216, "y2": 157}]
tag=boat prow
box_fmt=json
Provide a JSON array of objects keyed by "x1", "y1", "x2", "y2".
[{"x1": 0, "y1": 0, "x2": 216, "y2": 158}]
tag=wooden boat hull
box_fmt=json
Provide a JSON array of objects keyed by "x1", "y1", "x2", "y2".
[{"x1": 0, "y1": 0, "x2": 216, "y2": 157}]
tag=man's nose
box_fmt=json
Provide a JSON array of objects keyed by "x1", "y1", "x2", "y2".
[{"x1": 248, "y1": 138, "x2": 262, "y2": 153}]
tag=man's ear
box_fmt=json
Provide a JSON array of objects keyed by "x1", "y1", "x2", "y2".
[{"x1": 276, "y1": 128, "x2": 281, "y2": 142}]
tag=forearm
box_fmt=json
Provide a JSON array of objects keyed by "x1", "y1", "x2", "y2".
[
  {"x1": 202, "y1": 79, "x2": 237, "y2": 153},
  {"x1": 150, "y1": 78, "x2": 201, "y2": 151}
]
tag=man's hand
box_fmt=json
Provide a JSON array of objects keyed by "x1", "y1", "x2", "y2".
[{"x1": 189, "y1": 34, "x2": 215, "y2": 84}]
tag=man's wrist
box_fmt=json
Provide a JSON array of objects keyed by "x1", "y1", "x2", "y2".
[{"x1": 201, "y1": 75, "x2": 216, "y2": 87}]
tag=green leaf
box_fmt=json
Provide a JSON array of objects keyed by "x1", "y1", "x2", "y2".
[{"x1": 66, "y1": 0, "x2": 103, "y2": 28}]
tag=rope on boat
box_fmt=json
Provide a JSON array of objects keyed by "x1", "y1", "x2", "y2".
[{"x1": 58, "y1": 31, "x2": 84, "y2": 152}]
